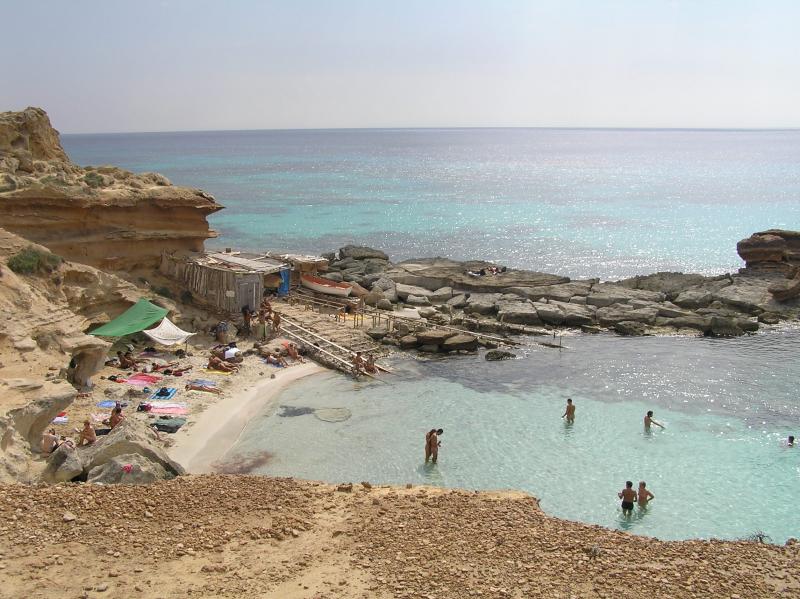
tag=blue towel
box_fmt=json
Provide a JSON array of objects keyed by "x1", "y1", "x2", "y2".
[
  {"x1": 96, "y1": 400, "x2": 117, "y2": 408},
  {"x1": 149, "y1": 388, "x2": 178, "y2": 401}
]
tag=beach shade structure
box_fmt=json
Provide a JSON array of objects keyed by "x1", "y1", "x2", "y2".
[
  {"x1": 143, "y1": 317, "x2": 195, "y2": 346},
  {"x1": 90, "y1": 299, "x2": 169, "y2": 338}
]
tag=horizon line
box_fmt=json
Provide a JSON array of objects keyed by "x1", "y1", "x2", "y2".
[{"x1": 61, "y1": 124, "x2": 800, "y2": 136}]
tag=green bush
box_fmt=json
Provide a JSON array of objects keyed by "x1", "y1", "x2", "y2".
[
  {"x1": 154, "y1": 286, "x2": 174, "y2": 299},
  {"x1": 82, "y1": 171, "x2": 105, "y2": 188},
  {"x1": 7, "y1": 246, "x2": 62, "y2": 275}
]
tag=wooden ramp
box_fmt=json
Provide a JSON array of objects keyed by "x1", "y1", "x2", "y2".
[{"x1": 277, "y1": 313, "x2": 390, "y2": 378}]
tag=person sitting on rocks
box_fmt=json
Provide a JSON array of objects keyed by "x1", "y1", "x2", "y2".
[
  {"x1": 76, "y1": 420, "x2": 97, "y2": 446},
  {"x1": 208, "y1": 356, "x2": 239, "y2": 372},
  {"x1": 286, "y1": 343, "x2": 305, "y2": 363},
  {"x1": 109, "y1": 406, "x2": 125, "y2": 429},
  {"x1": 351, "y1": 351, "x2": 365, "y2": 375},
  {"x1": 223, "y1": 344, "x2": 243, "y2": 363},
  {"x1": 41, "y1": 428, "x2": 59, "y2": 455},
  {"x1": 57, "y1": 436, "x2": 75, "y2": 450}
]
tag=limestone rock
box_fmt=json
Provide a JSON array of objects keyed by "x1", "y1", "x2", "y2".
[
  {"x1": 42, "y1": 444, "x2": 85, "y2": 483},
  {"x1": 596, "y1": 305, "x2": 658, "y2": 327},
  {"x1": 442, "y1": 334, "x2": 478, "y2": 352},
  {"x1": 659, "y1": 315, "x2": 711, "y2": 333},
  {"x1": 418, "y1": 344, "x2": 440, "y2": 353},
  {"x1": 371, "y1": 277, "x2": 398, "y2": 302},
  {"x1": 338, "y1": 245, "x2": 389, "y2": 261},
  {"x1": 0, "y1": 107, "x2": 222, "y2": 271},
  {"x1": 325, "y1": 271, "x2": 344, "y2": 282},
  {"x1": 366, "y1": 327, "x2": 388, "y2": 340},
  {"x1": 446, "y1": 294, "x2": 468, "y2": 309},
  {"x1": 81, "y1": 419, "x2": 184, "y2": 478},
  {"x1": 614, "y1": 321, "x2": 648, "y2": 336},
  {"x1": 406, "y1": 294, "x2": 431, "y2": 306},
  {"x1": 616, "y1": 272, "x2": 711, "y2": 297},
  {"x1": 398, "y1": 335, "x2": 419, "y2": 349},
  {"x1": 709, "y1": 316, "x2": 745, "y2": 337},
  {"x1": 429, "y1": 287, "x2": 454, "y2": 304},
  {"x1": 376, "y1": 298, "x2": 394, "y2": 311},
  {"x1": 87, "y1": 453, "x2": 169, "y2": 485},
  {"x1": 737, "y1": 230, "x2": 800, "y2": 272},
  {"x1": 395, "y1": 283, "x2": 433, "y2": 300},
  {"x1": 673, "y1": 289, "x2": 713, "y2": 309},
  {"x1": 768, "y1": 270, "x2": 800, "y2": 302},
  {"x1": 415, "y1": 330, "x2": 455, "y2": 345},
  {"x1": 497, "y1": 302, "x2": 541, "y2": 325},
  {"x1": 507, "y1": 282, "x2": 592, "y2": 302}
]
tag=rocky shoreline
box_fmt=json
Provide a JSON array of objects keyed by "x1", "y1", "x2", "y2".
[{"x1": 316, "y1": 230, "x2": 800, "y2": 353}]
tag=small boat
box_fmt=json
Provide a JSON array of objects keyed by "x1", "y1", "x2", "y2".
[{"x1": 300, "y1": 274, "x2": 353, "y2": 297}]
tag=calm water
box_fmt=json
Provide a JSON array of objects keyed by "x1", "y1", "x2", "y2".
[
  {"x1": 63, "y1": 128, "x2": 800, "y2": 541},
  {"x1": 225, "y1": 330, "x2": 800, "y2": 543},
  {"x1": 63, "y1": 128, "x2": 800, "y2": 279}
]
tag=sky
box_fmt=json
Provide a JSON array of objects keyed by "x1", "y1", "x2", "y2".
[{"x1": 2, "y1": 0, "x2": 799, "y2": 133}]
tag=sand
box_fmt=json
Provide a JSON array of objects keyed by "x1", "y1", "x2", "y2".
[{"x1": 168, "y1": 361, "x2": 323, "y2": 472}]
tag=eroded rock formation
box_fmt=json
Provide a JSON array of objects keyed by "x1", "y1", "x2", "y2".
[
  {"x1": 0, "y1": 107, "x2": 222, "y2": 271},
  {"x1": 737, "y1": 229, "x2": 800, "y2": 273}
]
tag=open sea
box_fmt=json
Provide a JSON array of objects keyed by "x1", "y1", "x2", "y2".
[{"x1": 63, "y1": 128, "x2": 800, "y2": 542}]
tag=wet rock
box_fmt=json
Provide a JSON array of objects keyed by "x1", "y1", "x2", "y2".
[
  {"x1": 758, "y1": 312, "x2": 781, "y2": 325},
  {"x1": 418, "y1": 344, "x2": 440, "y2": 353},
  {"x1": 595, "y1": 305, "x2": 658, "y2": 327},
  {"x1": 416, "y1": 330, "x2": 456, "y2": 345},
  {"x1": 366, "y1": 327, "x2": 388, "y2": 340},
  {"x1": 614, "y1": 321, "x2": 648, "y2": 336},
  {"x1": 709, "y1": 316, "x2": 745, "y2": 337},
  {"x1": 657, "y1": 315, "x2": 711, "y2": 333},
  {"x1": 485, "y1": 350, "x2": 515, "y2": 361}
]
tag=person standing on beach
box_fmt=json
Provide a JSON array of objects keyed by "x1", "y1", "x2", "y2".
[
  {"x1": 637, "y1": 481, "x2": 654, "y2": 507},
  {"x1": 562, "y1": 398, "x2": 575, "y2": 423},
  {"x1": 618, "y1": 481, "x2": 636, "y2": 515},
  {"x1": 272, "y1": 312, "x2": 281, "y2": 336},
  {"x1": 644, "y1": 410, "x2": 664, "y2": 430},
  {"x1": 425, "y1": 428, "x2": 443, "y2": 464}
]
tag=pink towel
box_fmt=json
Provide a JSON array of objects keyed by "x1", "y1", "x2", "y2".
[
  {"x1": 125, "y1": 373, "x2": 163, "y2": 387},
  {"x1": 149, "y1": 406, "x2": 188, "y2": 415}
]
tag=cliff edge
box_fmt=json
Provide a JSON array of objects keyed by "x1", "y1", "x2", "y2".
[{"x1": 0, "y1": 107, "x2": 223, "y2": 271}]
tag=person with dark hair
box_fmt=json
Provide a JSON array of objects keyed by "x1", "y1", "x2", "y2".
[
  {"x1": 787, "y1": 435, "x2": 795, "y2": 447},
  {"x1": 109, "y1": 406, "x2": 125, "y2": 429},
  {"x1": 644, "y1": 410, "x2": 664, "y2": 430},
  {"x1": 41, "y1": 428, "x2": 59, "y2": 455},
  {"x1": 618, "y1": 481, "x2": 636, "y2": 515},
  {"x1": 562, "y1": 398, "x2": 575, "y2": 423},
  {"x1": 425, "y1": 428, "x2": 444, "y2": 464}
]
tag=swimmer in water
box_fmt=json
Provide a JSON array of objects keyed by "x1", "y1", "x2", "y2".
[
  {"x1": 644, "y1": 410, "x2": 664, "y2": 430},
  {"x1": 637, "y1": 481, "x2": 654, "y2": 507},
  {"x1": 562, "y1": 398, "x2": 575, "y2": 423},
  {"x1": 618, "y1": 480, "x2": 636, "y2": 516}
]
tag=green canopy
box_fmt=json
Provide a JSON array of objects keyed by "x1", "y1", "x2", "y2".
[{"x1": 90, "y1": 299, "x2": 168, "y2": 337}]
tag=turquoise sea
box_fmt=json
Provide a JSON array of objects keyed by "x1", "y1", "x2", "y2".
[
  {"x1": 63, "y1": 128, "x2": 800, "y2": 280},
  {"x1": 63, "y1": 129, "x2": 800, "y2": 541}
]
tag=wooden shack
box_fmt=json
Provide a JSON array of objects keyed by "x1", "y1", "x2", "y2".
[{"x1": 160, "y1": 251, "x2": 288, "y2": 314}]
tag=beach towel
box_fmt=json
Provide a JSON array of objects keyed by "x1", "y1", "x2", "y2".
[
  {"x1": 96, "y1": 400, "x2": 118, "y2": 408},
  {"x1": 261, "y1": 358, "x2": 285, "y2": 368},
  {"x1": 52, "y1": 412, "x2": 68, "y2": 424},
  {"x1": 149, "y1": 406, "x2": 188, "y2": 415},
  {"x1": 149, "y1": 388, "x2": 178, "y2": 401},
  {"x1": 153, "y1": 417, "x2": 186, "y2": 433},
  {"x1": 91, "y1": 412, "x2": 109, "y2": 423},
  {"x1": 202, "y1": 369, "x2": 233, "y2": 375},
  {"x1": 126, "y1": 373, "x2": 163, "y2": 386},
  {"x1": 189, "y1": 379, "x2": 217, "y2": 387}
]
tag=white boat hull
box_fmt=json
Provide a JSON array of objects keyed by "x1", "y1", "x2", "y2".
[{"x1": 301, "y1": 276, "x2": 353, "y2": 297}]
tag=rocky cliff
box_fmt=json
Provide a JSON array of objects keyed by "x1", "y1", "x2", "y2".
[{"x1": 0, "y1": 107, "x2": 222, "y2": 271}]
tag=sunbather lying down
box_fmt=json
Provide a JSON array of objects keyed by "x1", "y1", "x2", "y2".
[
  {"x1": 207, "y1": 356, "x2": 239, "y2": 372},
  {"x1": 185, "y1": 383, "x2": 222, "y2": 394}
]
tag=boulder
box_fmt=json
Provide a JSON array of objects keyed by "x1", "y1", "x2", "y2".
[
  {"x1": 418, "y1": 344, "x2": 440, "y2": 353},
  {"x1": 587, "y1": 285, "x2": 664, "y2": 307},
  {"x1": 338, "y1": 245, "x2": 389, "y2": 261},
  {"x1": 363, "y1": 291, "x2": 384, "y2": 307},
  {"x1": 758, "y1": 312, "x2": 782, "y2": 325},
  {"x1": 80, "y1": 419, "x2": 184, "y2": 478},
  {"x1": 561, "y1": 302, "x2": 597, "y2": 327},
  {"x1": 324, "y1": 271, "x2": 344, "y2": 282},
  {"x1": 712, "y1": 281, "x2": 769, "y2": 314},
  {"x1": 42, "y1": 444, "x2": 84, "y2": 483},
  {"x1": 614, "y1": 321, "x2": 648, "y2": 336},
  {"x1": 768, "y1": 271, "x2": 800, "y2": 302},
  {"x1": 417, "y1": 307, "x2": 438, "y2": 319},
  {"x1": 709, "y1": 316, "x2": 745, "y2": 337},
  {"x1": 659, "y1": 315, "x2": 712, "y2": 333},
  {"x1": 497, "y1": 302, "x2": 541, "y2": 325},
  {"x1": 442, "y1": 334, "x2": 478, "y2": 352},
  {"x1": 485, "y1": 350, "x2": 516, "y2": 361},
  {"x1": 596, "y1": 305, "x2": 658, "y2": 327},
  {"x1": 429, "y1": 287, "x2": 454, "y2": 304},
  {"x1": 376, "y1": 299, "x2": 394, "y2": 311},
  {"x1": 366, "y1": 327, "x2": 388, "y2": 341},
  {"x1": 395, "y1": 283, "x2": 433, "y2": 300},
  {"x1": 395, "y1": 322, "x2": 411, "y2": 336},
  {"x1": 86, "y1": 453, "x2": 170, "y2": 485},
  {"x1": 673, "y1": 289, "x2": 714, "y2": 309},
  {"x1": 4, "y1": 383, "x2": 75, "y2": 450},
  {"x1": 736, "y1": 232, "x2": 788, "y2": 268},
  {"x1": 416, "y1": 330, "x2": 456, "y2": 345},
  {"x1": 533, "y1": 302, "x2": 565, "y2": 325},
  {"x1": 371, "y1": 277, "x2": 398, "y2": 302},
  {"x1": 406, "y1": 294, "x2": 431, "y2": 306},
  {"x1": 507, "y1": 282, "x2": 592, "y2": 302},
  {"x1": 446, "y1": 294, "x2": 468, "y2": 309},
  {"x1": 616, "y1": 272, "x2": 711, "y2": 297},
  {"x1": 398, "y1": 335, "x2": 419, "y2": 349},
  {"x1": 656, "y1": 302, "x2": 693, "y2": 318}
]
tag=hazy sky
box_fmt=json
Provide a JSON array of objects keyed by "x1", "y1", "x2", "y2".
[{"x1": 2, "y1": 0, "x2": 798, "y2": 132}]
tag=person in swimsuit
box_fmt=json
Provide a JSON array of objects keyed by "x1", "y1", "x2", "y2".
[
  {"x1": 109, "y1": 406, "x2": 125, "y2": 429},
  {"x1": 77, "y1": 420, "x2": 97, "y2": 446},
  {"x1": 41, "y1": 428, "x2": 59, "y2": 455},
  {"x1": 364, "y1": 354, "x2": 376, "y2": 374},
  {"x1": 185, "y1": 382, "x2": 222, "y2": 395},
  {"x1": 352, "y1": 352, "x2": 365, "y2": 375},
  {"x1": 425, "y1": 428, "x2": 444, "y2": 464},
  {"x1": 562, "y1": 398, "x2": 575, "y2": 423},
  {"x1": 208, "y1": 356, "x2": 238, "y2": 372},
  {"x1": 644, "y1": 410, "x2": 664, "y2": 430},
  {"x1": 637, "y1": 481, "x2": 654, "y2": 506},
  {"x1": 618, "y1": 481, "x2": 636, "y2": 515}
]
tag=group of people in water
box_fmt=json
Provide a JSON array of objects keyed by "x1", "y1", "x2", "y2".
[{"x1": 351, "y1": 351, "x2": 377, "y2": 375}]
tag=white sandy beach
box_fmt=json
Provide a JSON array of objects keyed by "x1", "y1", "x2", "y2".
[{"x1": 168, "y1": 361, "x2": 324, "y2": 473}]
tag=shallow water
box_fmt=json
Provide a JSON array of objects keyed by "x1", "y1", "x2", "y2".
[
  {"x1": 62, "y1": 128, "x2": 800, "y2": 279},
  {"x1": 225, "y1": 329, "x2": 800, "y2": 543}
]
